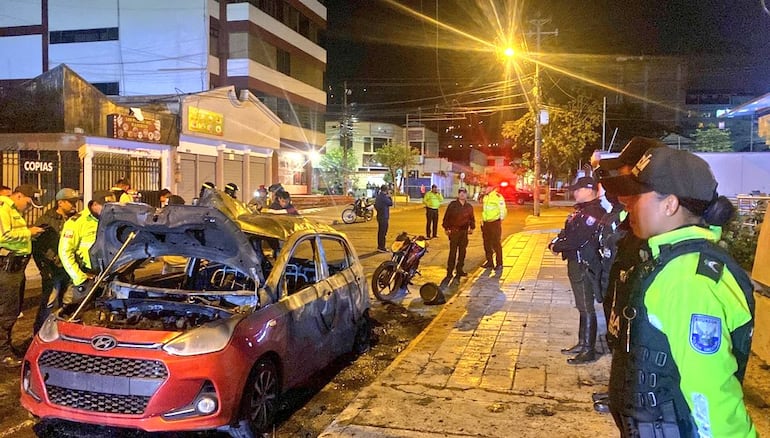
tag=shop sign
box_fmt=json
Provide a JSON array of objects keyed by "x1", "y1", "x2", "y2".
[
  {"x1": 23, "y1": 160, "x2": 54, "y2": 172},
  {"x1": 408, "y1": 126, "x2": 424, "y2": 142},
  {"x1": 188, "y1": 107, "x2": 224, "y2": 136},
  {"x1": 107, "y1": 114, "x2": 162, "y2": 143}
]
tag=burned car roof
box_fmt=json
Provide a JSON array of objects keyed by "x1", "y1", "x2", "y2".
[{"x1": 90, "y1": 190, "x2": 340, "y2": 279}]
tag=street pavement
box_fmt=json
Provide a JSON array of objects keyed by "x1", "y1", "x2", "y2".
[{"x1": 319, "y1": 208, "x2": 770, "y2": 437}]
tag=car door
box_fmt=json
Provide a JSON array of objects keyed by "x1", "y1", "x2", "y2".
[
  {"x1": 316, "y1": 235, "x2": 359, "y2": 357},
  {"x1": 276, "y1": 235, "x2": 331, "y2": 383}
]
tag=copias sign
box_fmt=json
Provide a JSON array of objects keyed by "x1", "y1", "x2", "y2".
[{"x1": 23, "y1": 160, "x2": 54, "y2": 172}]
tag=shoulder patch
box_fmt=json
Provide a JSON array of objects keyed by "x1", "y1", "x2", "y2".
[
  {"x1": 62, "y1": 229, "x2": 74, "y2": 239},
  {"x1": 696, "y1": 252, "x2": 723, "y2": 282},
  {"x1": 585, "y1": 215, "x2": 597, "y2": 226},
  {"x1": 690, "y1": 314, "x2": 721, "y2": 354}
]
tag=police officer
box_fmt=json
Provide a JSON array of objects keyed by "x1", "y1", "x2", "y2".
[
  {"x1": 423, "y1": 184, "x2": 443, "y2": 239},
  {"x1": 59, "y1": 191, "x2": 116, "y2": 307},
  {"x1": 0, "y1": 184, "x2": 45, "y2": 367},
  {"x1": 374, "y1": 184, "x2": 393, "y2": 252},
  {"x1": 480, "y1": 181, "x2": 507, "y2": 269},
  {"x1": 110, "y1": 178, "x2": 134, "y2": 203},
  {"x1": 549, "y1": 176, "x2": 606, "y2": 364},
  {"x1": 442, "y1": 187, "x2": 475, "y2": 278},
  {"x1": 603, "y1": 147, "x2": 755, "y2": 437},
  {"x1": 31, "y1": 188, "x2": 80, "y2": 333}
]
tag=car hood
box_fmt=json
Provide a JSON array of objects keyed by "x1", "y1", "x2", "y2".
[{"x1": 91, "y1": 202, "x2": 260, "y2": 279}]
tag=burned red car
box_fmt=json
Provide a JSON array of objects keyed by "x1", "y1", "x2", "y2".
[{"x1": 21, "y1": 191, "x2": 371, "y2": 437}]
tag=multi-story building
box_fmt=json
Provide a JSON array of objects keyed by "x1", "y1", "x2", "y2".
[{"x1": 0, "y1": 0, "x2": 326, "y2": 194}]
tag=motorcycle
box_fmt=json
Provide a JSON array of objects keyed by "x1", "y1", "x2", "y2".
[
  {"x1": 371, "y1": 232, "x2": 428, "y2": 302},
  {"x1": 341, "y1": 197, "x2": 375, "y2": 224}
]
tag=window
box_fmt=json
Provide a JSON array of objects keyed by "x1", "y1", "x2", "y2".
[
  {"x1": 283, "y1": 238, "x2": 317, "y2": 295},
  {"x1": 277, "y1": 49, "x2": 290, "y2": 75},
  {"x1": 92, "y1": 82, "x2": 119, "y2": 95},
  {"x1": 320, "y1": 237, "x2": 350, "y2": 277},
  {"x1": 209, "y1": 25, "x2": 219, "y2": 57},
  {"x1": 49, "y1": 28, "x2": 118, "y2": 44}
]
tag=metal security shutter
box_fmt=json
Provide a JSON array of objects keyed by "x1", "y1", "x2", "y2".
[
  {"x1": 248, "y1": 157, "x2": 267, "y2": 198},
  {"x1": 222, "y1": 154, "x2": 243, "y2": 195},
  {"x1": 178, "y1": 153, "x2": 197, "y2": 202}
]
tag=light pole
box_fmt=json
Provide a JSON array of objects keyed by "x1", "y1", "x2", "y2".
[{"x1": 341, "y1": 82, "x2": 352, "y2": 195}]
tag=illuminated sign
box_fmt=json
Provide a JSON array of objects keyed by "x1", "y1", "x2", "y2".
[
  {"x1": 23, "y1": 161, "x2": 54, "y2": 172},
  {"x1": 107, "y1": 114, "x2": 162, "y2": 143},
  {"x1": 188, "y1": 107, "x2": 224, "y2": 136}
]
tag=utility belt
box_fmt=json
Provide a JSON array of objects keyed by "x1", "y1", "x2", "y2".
[
  {"x1": 618, "y1": 400, "x2": 690, "y2": 438},
  {"x1": 0, "y1": 253, "x2": 31, "y2": 273}
]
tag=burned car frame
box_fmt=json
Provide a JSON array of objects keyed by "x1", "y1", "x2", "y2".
[{"x1": 20, "y1": 190, "x2": 371, "y2": 437}]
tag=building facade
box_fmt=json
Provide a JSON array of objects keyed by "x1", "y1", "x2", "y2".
[{"x1": 0, "y1": 0, "x2": 326, "y2": 194}]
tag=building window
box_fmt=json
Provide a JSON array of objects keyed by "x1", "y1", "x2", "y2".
[
  {"x1": 92, "y1": 82, "x2": 119, "y2": 95},
  {"x1": 209, "y1": 25, "x2": 219, "y2": 57},
  {"x1": 277, "y1": 49, "x2": 290, "y2": 75},
  {"x1": 278, "y1": 152, "x2": 307, "y2": 186},
  {"x1": 49, "y1": 27, "x2": 118, "y2": 44}
]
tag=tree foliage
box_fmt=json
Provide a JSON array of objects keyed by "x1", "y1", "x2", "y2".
[
  {"x1": 375, "y1": 142, "x2": 418, "y2": 193},
  {"x1": 693, "y1": 124, "x2": 733, "y2": 152},
  {"x1": 318, "y1": 146, "x2": 358, "y2": 191},
  {"x1": 502, "y1": 94, "x2": 602, "y2": 182}
]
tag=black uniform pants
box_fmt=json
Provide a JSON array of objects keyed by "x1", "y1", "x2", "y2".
[
  {"x1": 567, "y1": 258, "x2": 595, "y2": 314},
  {"x1": 425, "y1": 208, "x2": 439, "y2": 238},
  {"x1": 33, "y1": 264, "x2": 71, "y2": 333},
  {"x1": 377, "y1": 215, "x2": 389, "y2": 250},
  {"x1": 482, "y1": 219, "x2": 503, "y2": 266},
  {"x1": 446, "y1": 230, "x2": 469, "y2": 275},
  {"x1": 0, "y1": 269, "x2": 24, "y2": 357}
]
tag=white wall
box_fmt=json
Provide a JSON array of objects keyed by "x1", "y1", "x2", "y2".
[
  {"x1": 698, "y1": 152, "x2": 770, "y2": 196},
  {"x1": 0, "y1": 35, "x2": 42, "y2": 78},
  {"x1": 0, "y1": 0, "x2": 41, "y2": 26}
]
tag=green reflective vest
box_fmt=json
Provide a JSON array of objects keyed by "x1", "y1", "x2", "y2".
[
  {"x1": 482, "y1": 190, "x2": 507, "y2": 222},
  {"x1": 0, "y1": 195, "x2": 32, "y2": 255},
  {"x1": 58, "y1": 208, "x2": 99, "y2": 285}
]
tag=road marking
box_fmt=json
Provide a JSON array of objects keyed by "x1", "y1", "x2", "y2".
[{"x1": 0, "y1": 420, "x2": 35, "y2": 437}]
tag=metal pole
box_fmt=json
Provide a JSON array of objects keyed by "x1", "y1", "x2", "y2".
[{"x1": 533, "y1": 62, "x2": 542, "y2": 217}]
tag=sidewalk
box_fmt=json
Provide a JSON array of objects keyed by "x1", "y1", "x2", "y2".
[{"x1": 321, "y1": 214, "x2": 617, "y2": 437}]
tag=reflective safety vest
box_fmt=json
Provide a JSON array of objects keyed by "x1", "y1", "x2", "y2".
[
  {"x1": 0, "y1": 195, "x2": 32, "y2": 255},
  {"x1": 481, "y1": 190, "x2": 507, "y2": 222},
  {"x1": 59, "y1": 208, "x2": 99, "y2": 285}
]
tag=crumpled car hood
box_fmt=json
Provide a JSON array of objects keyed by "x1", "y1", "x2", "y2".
[{"x1": 90, "y1": 202, "x2": 260, "y2": 280}]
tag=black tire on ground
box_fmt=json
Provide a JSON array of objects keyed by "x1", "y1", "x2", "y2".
[
  {"x1": 352, "y1": 309, "x2": 372, "y2": 354},
  {"x1": 240, "y1": 358, "x2": 281, "y2": 435},
  {"x1": 371, "y1": 261, "x2": 403, "y2": 302},
  {"x1": 341, "y1": 207, "x2": 357, "y2": 224}
]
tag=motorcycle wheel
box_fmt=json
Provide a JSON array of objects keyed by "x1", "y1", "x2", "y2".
[
  {"x1": 364, "y1": 209, "x2": 374, "y2": 221},
  {"x1": 341, "y1": 207, "x2": 357, "y2": 224},
  {"x1": 371, "y1": 261, "x2": 404, "y2": 302}
]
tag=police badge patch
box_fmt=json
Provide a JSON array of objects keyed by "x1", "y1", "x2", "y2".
[{"x1": 690, "y1": 314, "x2": 721, "y2": 354}]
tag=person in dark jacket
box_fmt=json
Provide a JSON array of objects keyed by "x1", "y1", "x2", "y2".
[
  {"x1": 274, "y1": 190, "x2": 299, "y2": 215},
  {"x1": 31, "y1": 188, "x2": 80, "y2": 333},
  {"x1": 442, "y1": 187, "x2": 475, "y2": 278},
  {"x1": 549, "y1": 176, "x2": 606, "y2": 364},
  {"x1": 374, "y1": 184, "x2": 393, "y2": 252}
]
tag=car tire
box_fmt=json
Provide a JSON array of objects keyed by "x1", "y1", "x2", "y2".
[
  {"x1": 352, "y1": 309, "x2": 372, "y2": 354},
  {"x1": 341, "y1": 207, "x2": 356, "y2": 224},
  {"x1": 240, "y1": 358, "x2": 281, "y2": 435}
]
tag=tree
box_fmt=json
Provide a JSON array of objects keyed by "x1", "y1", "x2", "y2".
[
  {"x1": 375, "y1": 142, "x2": 419, "y2": 194},
  {"x1": 502, "y1": 94, "x2": 602, "y2": 183},
  {"x1": 318, "y1": 146, "x2": 357, "y2": 193},
  {"x1": 693, "y1": 124, "x2": 733, "y2": 152}
]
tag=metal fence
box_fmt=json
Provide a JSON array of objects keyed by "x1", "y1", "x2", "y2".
[{"x1": 92, "y1": 152, "x2": 161, "y2": 194}]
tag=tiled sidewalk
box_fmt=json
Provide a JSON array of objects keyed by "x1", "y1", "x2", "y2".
[{"x1": 321, "y1": 230, "x2": 617, "y2": 437}]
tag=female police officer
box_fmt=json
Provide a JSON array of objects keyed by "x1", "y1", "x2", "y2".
[{"x1": 602, "y1": 147, "x2": 755, "y2": 437}]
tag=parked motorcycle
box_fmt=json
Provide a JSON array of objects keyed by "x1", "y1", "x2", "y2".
[
  {"x1": 371, "y1": 232, "x2": 428, "y2": 302},
  {"x1": 341, "y1": 197, "x2": 375, "y2": 224}
]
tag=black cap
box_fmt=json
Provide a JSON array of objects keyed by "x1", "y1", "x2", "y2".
[
  {"x1": 599, "y1": 137, "x2": 666, "y2": 171},
  {"x1": 567, "y1": 176, "x2": 596, "y2": 191},
  {"x1": 14, "y1": 184, "x2": 43, "y2": 208},
  {"x1": 92, "y1": 190, "x2": 117, "y2": 205},
  {"x1": 458, "y1": 187, "x2": 467, "y2": 193},
  {"x1": 602, "y1": 148, "x2": 717, "y2": 202},
  {"x1": 166, "y1": 195, "x2": 186, "y2": 205}
]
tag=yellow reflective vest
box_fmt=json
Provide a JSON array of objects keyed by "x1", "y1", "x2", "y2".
[
  {"x1": 423, "y1": 191, "x2": 443, "y2": 209},
  {"x1": 482, "y1": 189, "x2": 507, "y2": 222},
  {"x1": 59, "y1": 208, "x2": 99, "y2": 285},
  {"x1": 0, "y1": 195, "x2": 32, "y2": 255}
]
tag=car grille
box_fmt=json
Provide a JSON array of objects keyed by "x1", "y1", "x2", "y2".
[
  {"x1": 38, "y1": 350, "x2": 168, "y2": 414},
  {"x1": 39, "y1": 350, "x2": 168, "y2": 379},
  {"x1": 46, "y1": 385, "x2": 151, "y2": 415}
]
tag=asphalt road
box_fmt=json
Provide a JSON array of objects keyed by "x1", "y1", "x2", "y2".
[{"x1": 0, "y1": 201, "x2": 532, "y2": 438}]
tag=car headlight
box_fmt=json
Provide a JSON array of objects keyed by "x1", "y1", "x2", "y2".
[
  {"x1": 162, "y1": 316, "x2": 242, "y2": 356},
  {"x1": 38, "y1": 315, "x2": 60, "y2": 343}
]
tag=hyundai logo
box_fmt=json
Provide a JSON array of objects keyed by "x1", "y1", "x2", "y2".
[{"x1": 91, "y1": 335, "x2": 118, "y2": 351}]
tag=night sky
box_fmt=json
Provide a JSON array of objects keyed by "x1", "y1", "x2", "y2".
[{"x1": 326, "y1": 0, "x2": 770, "y2": 117}]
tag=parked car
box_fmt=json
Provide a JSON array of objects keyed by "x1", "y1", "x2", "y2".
[
  {"x1": 21, "y1": 190, "x2": 371, "y2": 437},
  {"x1": 497, "y1": 182, "x2": 534, "y2": 204}
]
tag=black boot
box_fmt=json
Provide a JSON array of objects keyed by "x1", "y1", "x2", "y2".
[
  {"x1": 561, "y1": 313, "x2": 587, "y2": 355},
  {"x1": 568, "y1": 313, "x2": 599, "y2": 364}
]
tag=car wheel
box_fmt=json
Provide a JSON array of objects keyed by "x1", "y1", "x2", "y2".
[
  {"x1": 341, "y1": 208, "x2": 356, "y2": 224},
  {"x1": 352, "y1": 309, "x2": 372, "y2": 354},
  {"x1": 241, "y1": 359, "x2": 280, "y2": 435}
]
